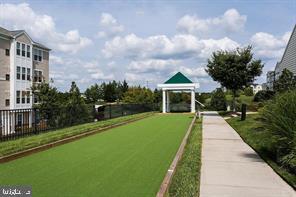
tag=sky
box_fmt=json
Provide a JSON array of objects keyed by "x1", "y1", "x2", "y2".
[{"x1": 0, "y1": 0, "x2": 295, "y2": 92}]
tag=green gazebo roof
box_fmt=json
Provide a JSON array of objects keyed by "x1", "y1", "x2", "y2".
[{"x1": 164, "y1": 72, "x2": 193, "y2": 84}]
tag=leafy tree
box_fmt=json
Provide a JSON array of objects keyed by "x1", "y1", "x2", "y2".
[
  {"x1": 123, "y1": 86, "x2": 154, "y2": 103},
  {"x1": 244, "y1": 87, "x2": 254, "y2": 96},
  {"x1": 102, "y1": 81, "x2": 117, "y2": 102},
  {"x1": 65, "y1": 82, "x2": 90, "y2": 125},
  {"x1": 274, "y1": 68, "x2": 296, "y2": 93},
  {"x1": 210, "y1": 88, "x2": 227, "y2": 111},
  {"x1": 196, "y1": 92, "x2": 211, "y2": 104},
  {"x1": 122, "y1": 80, "x2": 129, "y2": 94},
  {"x1": 206, "y1": 46, "x2": 263, "y2": 111},
  {"x1": 84, "y1": 83, "x2": 103, "y2": 104},
  {"x1": 253, "y1": 90, "x2": 275, "y2": 102},
  {"x1": 32, "y1": 82, "x2": 64, "y2": 127},
  {"x1": 153, "y1": 88, "x2": 162, "y2": 103},
  {"x1": 32, "y1": 82, "x2": 61, "y2": 109}
]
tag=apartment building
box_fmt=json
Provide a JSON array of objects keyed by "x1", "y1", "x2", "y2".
[
  {"x1": 0, "y1": 26, "x2": 50, "y2": 135},
  {"x1": 0, "y1": 26, "x2": 50, "y2": 109},
  {"x1": 266, "y1": 25, "x2": 296, "y2": 90}
]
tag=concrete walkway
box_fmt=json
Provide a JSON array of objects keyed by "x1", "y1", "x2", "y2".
[{"x1": 200, "y1": 111, "x2": 296, "y2": 197}]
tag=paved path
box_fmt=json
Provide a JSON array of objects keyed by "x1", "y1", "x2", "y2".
[{"x1": 200, "y1": 111, "x2": 296, "y2": 197}]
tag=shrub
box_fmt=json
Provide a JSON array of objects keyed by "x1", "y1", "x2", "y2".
[
  {"x1": 261, "y1": 90, "x2": 296, "y2": 173},
  {"x1": 274, "y1": 68, "x2": 296, "y2": 93},
  {"x1": 210, "y1": 88, "x2": 227, "y2": 111},
  {"x1": 253, "y1": 90, "x2": 275, "y2": 102},
  {"x1": 244, "y1": 87, "x2": 254, "y2": 96}
]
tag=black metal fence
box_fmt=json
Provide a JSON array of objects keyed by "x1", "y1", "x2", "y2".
[{"x1": 0, "y1": 103, "x2": 158, "y2": 142}]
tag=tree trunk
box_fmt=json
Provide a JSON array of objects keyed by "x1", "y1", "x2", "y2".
[{"x1": 232, "y1": 90, "x2": 236, "y2": 112}]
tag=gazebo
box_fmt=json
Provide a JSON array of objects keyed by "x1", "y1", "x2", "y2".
[{"x1": 157, "y1": 72, "x2": 199, "y2": 113}]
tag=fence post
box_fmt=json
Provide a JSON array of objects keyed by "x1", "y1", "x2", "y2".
[
  {"x1": 241, "y1": 104, "x2": 247, "y2": 121},
  {"x1": 121, "y1": 104, "x2": 124, "y2": 116},
  {"x1": 34, "y1": 108, "x2": 38, "y2": 134},
  {"x1": 109, "y1": 105, "x2": 112, "y2": 119}
]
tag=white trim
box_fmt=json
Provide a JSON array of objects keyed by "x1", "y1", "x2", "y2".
[
  {"x1": 0, "y1": 35, "x2": 10, "y2": 40},
  {"x1": 162, "y1": 90, "x2": 166, "y2": 113},
  {"x1": 13, "y1": 31, "x2": 34, "y2": 44},
  {"x1": 191, "y1": 90, "x2": 195, "y2": 113},
  {"x1": 10, "y1": 39, "x2": 16, "y2": 109},
  {"x1": 157, "y1": 83, "x2": 199, "y2": 89}
]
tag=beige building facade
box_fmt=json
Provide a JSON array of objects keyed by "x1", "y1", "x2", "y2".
[
  {"x1": 0, "y1": 26, "x2": 50, "y2": 110},
  {"x1": 0, "y1": 26, "x2": 50, "y2": 135}
]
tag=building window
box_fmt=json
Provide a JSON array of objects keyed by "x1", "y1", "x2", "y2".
[
  {"x1": 17, "y1": 113, "x2": 22, "y2": 126},
  {"x1": 22, "y1": 43, "x2": 26, "y2": 57},
  {"x1": 16, "y1": 66, "x2": 21, "y2": 80},
  {"x1": 26, "y1": 91, "x2": 30, "y2": 103},
  {"x1": 27, "y1": 68, "x2": 31, "y2": 81},
  {"x1": 38, "y1": 50, "x2": 42, "y2": 61},
  {"x1": 22, "y1": 67, "x2": 26, "y2": 80},
  {"x1": 16, "y1": 91, "x2": 20, "y2": 104},
  {"x1": 34, "y1": 70, "x2": 37, "y2": 82},
  {"x1": 5, "y1": 99, "x2": 9, "y2": 107},
  {"x1": 22, "y1": 91, "x2": 26, "y2": 104},
  {"x1": 33, "y1": 48, "x2": 42, "y2": 62},
  {"x1": 38, "y1": 71, "x2": 42, "y2": 82},
  {"x1": 34, "y1": 70, "x2": 43, "y2": 82},
  {"x1": 34, "y1": 94, "x2": 39, "y2": 104},
  {"x1": 16, "y1": 42, "x2": 20, "y2": 56},
  {"x1": 27, "y1": 45, "x2": 31, "y2": 58},
  {"x1": 5, "y1": 74, "x2": 10, "y2": 81},
  {"x1": 5, "y1": 49, "x2": 10, "y2": 56},
  {"x1": 33, "y1": 49, "x2": 37, "y2": 61}
]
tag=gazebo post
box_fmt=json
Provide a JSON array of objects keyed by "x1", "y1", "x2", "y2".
[
  {"x1": 166, "y1": 91, "x2": 170, "y2": 112},
  {"x1": 162, "y1": 90, "x2": 166, "y2": 113},
  {"x1": 191, "y1": 89, "x2": 196, "y2": 113}
]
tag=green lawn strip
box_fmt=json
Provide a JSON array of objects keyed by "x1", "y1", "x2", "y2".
[
  {"x1": 166, "y1": 118, "x2": 202, "y2": 197},
  {"x1": 226, "y1": 114, "x2": 296, "y2": 189},
  {"x1": 0, "y1": 114, "x2": 193, "y2": 197},
  {"x1": 0, "y1": 112, "x2": 154, "y2": 157}
]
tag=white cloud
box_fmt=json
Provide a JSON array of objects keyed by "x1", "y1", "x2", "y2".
[
  {"x1": 103, "y1": 33, "x2": 239, "y2": 61},
  {"x1": 128, "y1": 59, "x2": 179, "y2": 73},
  {"x1": 50, "y1": 70, "x2": 79, "y2": 81},
  {"x1": 102, "y1": 34, "x2": 204, "y2": 59},
  {"x1": 97, "y1": 13, "x2": 124, "y2": 38},
  {"x1": 250, "y1": 31, "x2": 291, "y2": 59},
  {"x1": 82, "y1": 61, "x2": 99, "y2": 69},
  {"x1": 0, "y1": 3, "x2": 92, "y2": 54},
  {"x1": 124, "y1": 73, "x2": 141, "y2": 82},
  {"x1": 199, "y1": 37, "x2": 240, "y2": 58},
  {"x1": 90, "y1": 69, "x2": 114, "y2": 80},
  {"x1": 177, "y1": 8, "x2": 247, "y2": 35},
  {"x1": 179, "y1": 66, "x2": 208, "y2": 78},
  {"x1": 49, "y1": 55, "x2": 64, "y2": 65}
]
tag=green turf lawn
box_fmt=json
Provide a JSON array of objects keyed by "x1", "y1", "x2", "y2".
[
  {"x1": 0, "y1": 114, "x2": 193, "y2": 197},
  {"x1": 0, "y1": 112, "x2": 154, "y2": 157}
]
